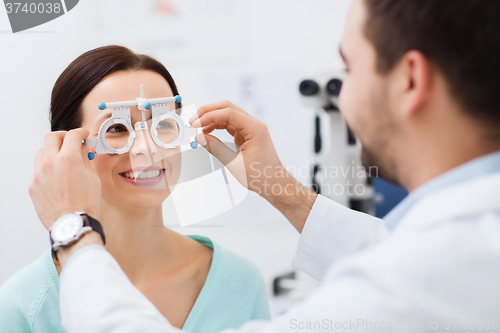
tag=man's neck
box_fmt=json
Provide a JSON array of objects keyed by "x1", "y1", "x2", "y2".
[{"x1": 401, "y1": 143, "x2": 500, "y2": 192}]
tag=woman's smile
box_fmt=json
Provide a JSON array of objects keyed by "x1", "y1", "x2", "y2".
[{"x1": 119, "y1": 166, "x2": 166, "y2": 186}]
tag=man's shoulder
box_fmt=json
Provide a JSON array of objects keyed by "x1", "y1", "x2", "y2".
[{"x1": 402, "y1": 171, "x2": 500, "y2": 230}]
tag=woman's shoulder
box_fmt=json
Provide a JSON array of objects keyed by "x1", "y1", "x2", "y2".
[
  {"x1": 186, "y1": 235, "x2": 265, "y2": 287},
  {"x1": 184, "y1": 235, "x2": 271, "y2": 329},
  {"x1": 0, "y1": 249, "x2": 53, "y2": 301},
  {"x1": 188, "y1": 235, "x2": 267, "y2": 303},
  {"x1": 217, "y1": 244, "x2": 265, "y2": 286},
  {"x1": 212, "y1": 244, "x2": 271, "y2": 320},
  {"x1": 0, "y1": 249, "x2": 62, "y2": 332}
]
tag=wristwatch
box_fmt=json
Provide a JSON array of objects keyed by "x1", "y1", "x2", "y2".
[{"x1": 49, "y1": 211, "x2": 106, "y2": 265}]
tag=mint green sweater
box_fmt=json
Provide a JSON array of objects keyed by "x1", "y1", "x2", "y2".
[{"x1": 0, "y1": 235, "x2": 270, "y2": 333}]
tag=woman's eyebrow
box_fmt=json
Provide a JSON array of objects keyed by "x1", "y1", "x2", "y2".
[
  {"x1": 95, "y1": 112, "x2": 112, "y2": 127},
  {"x1": 94, "y1": 110, "x2": 155, "y2": 128}
]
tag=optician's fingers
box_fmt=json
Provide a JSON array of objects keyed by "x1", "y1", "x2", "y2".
[
  {"x1": 203, "y1": 123, "x2": 238, "y2": 137},
  {"x1": 191, "y1": 108, "x2": 258, "y2": 138},
  {"x1": 226, "y1": 125, "x2": 246, "y2": 146},
  {"x1": 60, "y1": 128, "x2": 90, "y2": 161},
  {"x1": 197, "y1": 100, "x2": 249, "y2": 117},
  {"x1": 42, "y1": 131, "x2": 67, "y2": 161},
  {"x1": 34, "y1": 148, "x2": 43, "y2": 175},
  {"x1": 194, "y1": 132, "x2": 247, "y2": 188},
  {"x1": 201, "y1": 123, "x2": 218, "y2": 134},
  {"x1": 189, "y1": 101, "x2": 250, "y2": 126},
  {"x1": 195, "y1": 133, "x2": 238, "y2": 164},
  {"x1": 202, "y1": 123, "x2": 245, "y2": 147},
  {"x1": 81, "y1": 144, "x2": 93, "y2": 170},
  {"x1": 226, "y1": 125, "x2": 237, "y2": 137}
]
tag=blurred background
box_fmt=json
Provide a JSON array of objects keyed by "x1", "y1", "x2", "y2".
[{"x1": 0, "y1": 0, "x2": 406, "y2": 316}]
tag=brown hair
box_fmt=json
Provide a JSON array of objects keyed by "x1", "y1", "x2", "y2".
[
  {"x1": 363, "y1": 0, "x2": 500, "y2": 128},
  {"x1": 50, "y1": 45, "x2": 182, "y2": 131}
]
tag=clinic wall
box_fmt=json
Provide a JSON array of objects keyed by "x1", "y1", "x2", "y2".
[{"x1": 0, "y1": 0, "x2": 352, "y2": 294}]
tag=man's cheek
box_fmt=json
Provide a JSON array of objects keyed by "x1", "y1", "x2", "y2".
[
  {"x1": 338, "y1": 91, "x2": 352, "y2": 124},
  {"x1": 339, "y1": 90, "x2": 357, "y2": 128}
]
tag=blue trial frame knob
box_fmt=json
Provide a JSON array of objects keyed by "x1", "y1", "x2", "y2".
[
  {"x1": 88, "y1": 152, "x2": 95, "y2": 160},
  {"x1": 98, "y1": 103, "x2": 106, "y2": 110},
  {"x1": 190, "y1": 141, "x2": 198, "y2": 149}
]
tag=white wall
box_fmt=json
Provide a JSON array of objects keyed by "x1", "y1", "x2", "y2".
[{"x1": 0, "y1": 0, "x2": 352, "y2": 298}]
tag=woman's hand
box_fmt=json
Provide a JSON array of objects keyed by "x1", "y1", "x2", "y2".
[
  {"x1": 189, "y1": 101, "x2": 316, "y2": 232},
  {"x1": 29, "y1": 128, "x2": 102, "y2": 231}
]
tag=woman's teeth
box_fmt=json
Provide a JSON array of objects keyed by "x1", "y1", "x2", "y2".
[{"x1": 122, "y1": 169, "x2": 162, "y2": 180}]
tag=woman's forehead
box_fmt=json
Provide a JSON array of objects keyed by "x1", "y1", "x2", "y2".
[{"x1": 86, "y1": 70, "x2": 173, "y2": 104}]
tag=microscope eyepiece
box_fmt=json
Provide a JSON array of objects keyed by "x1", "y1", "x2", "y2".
[
  {"x1": 299, "y1": 80, "x2": 320, "y2": 96},
  {"x1": 326, "y1": 78, "x2": 343, "y2": 97}
]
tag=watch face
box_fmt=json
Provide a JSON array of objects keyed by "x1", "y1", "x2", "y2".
[{"x1": 51, "y1": 214, "x2": 82, "y2": 243}]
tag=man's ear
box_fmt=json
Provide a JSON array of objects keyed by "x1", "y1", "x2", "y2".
[{"x1": 397, "y1": 50, "x2": 431, "y2": 118}]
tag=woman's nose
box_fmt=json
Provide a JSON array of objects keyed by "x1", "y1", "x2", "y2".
[{"x1": 129, "y1": 128, "x2": 158, "y2": 157}]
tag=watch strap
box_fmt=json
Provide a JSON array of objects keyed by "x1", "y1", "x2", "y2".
[
  {"x1": 51, "y1": 248, "x2": 61, "y2": 266},
  {"x1": 82, "y1": 214, "x2": 106, "y2": 245}
]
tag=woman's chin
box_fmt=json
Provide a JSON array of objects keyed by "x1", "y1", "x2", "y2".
[
  {"x1": 125, "y1": 197, "x2": 167, "y2": 210},
  {"x1": 103, "y1": 190, "x2": 170, "y2": 210}
]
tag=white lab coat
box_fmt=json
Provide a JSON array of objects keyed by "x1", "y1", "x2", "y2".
[{"x1": 59, "y1": 171, "x2": 500, "y2": 332}]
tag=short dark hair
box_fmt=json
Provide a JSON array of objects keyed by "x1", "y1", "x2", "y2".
[
  {"x1": 50, "y1": 45, "x2": 182, "y2": 131},
  {"x1": 363, "y1": 0, "x2": 500, "y2": 130}
]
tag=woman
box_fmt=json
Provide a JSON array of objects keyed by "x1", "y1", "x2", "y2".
[{"x1": 0, "y1": 45, "x2": 270, "y2": 332}]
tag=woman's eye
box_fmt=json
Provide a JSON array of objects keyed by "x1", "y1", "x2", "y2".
[
  {"x1": 158, "y1": 120, "x2": 175, "y2": 130},
  {"x1": 107, "y1": 124, "x2": 128, "y2": 133}
]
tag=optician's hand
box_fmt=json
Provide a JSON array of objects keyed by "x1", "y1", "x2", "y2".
[
  {"x1": 29, "y1": 129, "x2": 102, "y2": 231},
  {"x1": 190, "y1": 101, "x2": 317, "y2": 232}
]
